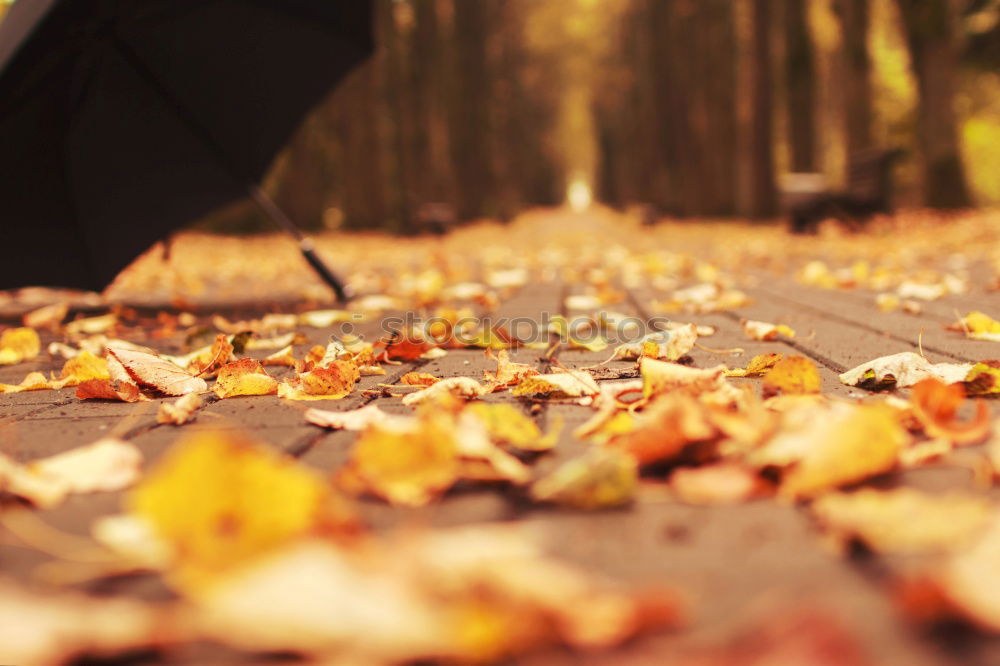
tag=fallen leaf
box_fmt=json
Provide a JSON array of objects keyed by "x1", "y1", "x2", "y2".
[
  {"x1": 278, "y1": 360, "x2": 360, "y2": 401},
  {"x1": 22, "y1": 302, "x2": 68, "y2": 329},
  {"x1": 742, "y1": 319, "x2": 796, "y2": 341},
  {"x1": 213, "y1": 358, "x2": 279, "y2": 398},
  {"x1": 65, "y1": 313, "x2": 117, "y2": 336},
  {"x1": 1, "y1": 438, "x2": 142, "y2": 508},
  {"x1": 157, "y1": 393, "x2": 205, "y2": 425},
  {"x1": 0, "y1": 371, "x2": 52, "y2": 393},
  {"x1": 483, "y1": 349, "x2": 538, "y2": 389},
  {"x1": 750, "y1": 403, "x2": 908, "y2": 499},
  {"x1": 640, "y1": 358, "x2": 743, "y2": 406},
  {"x1": 762, "y1": 355, "x2": 821, "y2": 397},
  {"x1": 261, "y1": 345, "x2": 297, "y2": 367},
  {"x1": 948, "y1": 311, "x2": 1000, "y2": 340},
  {"x1": 127, "y1": 430, "x2": 354, "y2": 591},
  {"x1": 963, "y1": 361, "x2": 1000, "y2": 395},
  {"x1": 344, "y1": 413, "x2": 461, "y2": 507},
  {"x1": 107, "y1": 343, "x2": 208, "y2": 396},
  {"x1": 811, "y1": 488, "x2": 992, "y2": 554},
  {"x1": 0, "y1": 580, "x2": 166, "y2": 666},
  {"x1": 726, "y1": 352, "x2": 783, "y2": 377},
  {"x1": 466, "y1": 403, "x2": 558, "y2": 451},
  {"x1": 604, "y1": 393, "x2": 717, "y2": 465},
  {"x1": 0, "y1": 326, "x2": 41, "y2": 364},
  {"x1": 400, "y1": 371, "x2": 441, "y2": 386},
  {"x1": 611, "y1": 325, "x2": 697, "y2": 361},
  {"x1": 55, "y1": 350, "x2": 110, "y2": 387},
  {"x1": 531, "y1": 447, "x2": 637, "y2": 509},
  {"x1": 306, "y1": 403, "x2": 400, "y2": 430},
  {"x1": 670, "y1": 463, "x2": 767, "y2": 505},
  {"x1": 909, "y1": 378, "x2": 991, "y2": 444},
  {"x1": 402, "y1": 376, "x2": 488, "y2": 406},
  {"x1": 513, "y1": 369, "x2": 600, "y2": 398},
  {"x1": 839, "y1": 352, "x2": 972, "y2": 390}
]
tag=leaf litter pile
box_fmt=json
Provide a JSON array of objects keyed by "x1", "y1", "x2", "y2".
[{"x1": 4, "y1": 208, "x2": 1000, "y2": 663}]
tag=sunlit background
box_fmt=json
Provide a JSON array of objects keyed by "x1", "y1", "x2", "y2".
[{"x1": 3, "y1": 0, "x2": 999, "y2": 232}]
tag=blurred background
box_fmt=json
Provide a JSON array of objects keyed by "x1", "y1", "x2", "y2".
[{"x1": 3, "y1": 0, "x2": 999, "y2": 233}]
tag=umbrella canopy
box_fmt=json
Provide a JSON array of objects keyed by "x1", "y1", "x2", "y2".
[{"x1": 0, "y1": 0, "x2": 372, "y2": 296}]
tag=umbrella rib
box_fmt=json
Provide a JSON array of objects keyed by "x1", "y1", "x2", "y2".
[{"x1": 106, "y1": 29, "x2": 350, "y2": 302}]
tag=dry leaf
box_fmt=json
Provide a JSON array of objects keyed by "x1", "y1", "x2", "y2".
[
  {"x1": 750, "y1": 403, "x2": 908, "y2": 499},
  {"x1": 531, "y1": 447, "x2": 637, "y2": 509},
  {"x1": 400, "y1": 371, "x2": 441, "y2": 386},
  {"x1": 0, "y1": 371, "x2": 52, "y2": 393},
  {"x1": 726, "y1": 352, "x2": 783, "y2": 377},
  {"x1": 839, "y1": 352, "x2": 972, "y2": 390},
  {"x1": 762, "y1": 355, "x2": 821, "y2": 397},
  {"x1": 948, "y1": 311, "x2": 1000, "y2": 341},
  {"x1": 344, "y1": 413, "x2": 461, "y2": 507},
  {"x1": 466, "y1": 403, "x2": 558, "y2": 451},
  {"x1": 812, "y1": 488, "x2": 992, "y2": 554},
  {"x1": 483, "y1": 349, "x2": 538, "y2": 389},
  {"x1": 742, "y1": 319, "x2": 796, "y2": 341},
  {"x1": 107, "y1": 343, "x2": 208, "y2": 395},
  {"x1": 0, "y1": 580, "x2": 166, "y2": 666},
  {"x1": 22, "y1": 302, "x2": 68, "y2": 329},
  {"x1": 56, "y1": 350, "x2": 110, "y2": 387},
  {"x1": 402, "y1": 376, "x2": 487, "y2": 406},
  {"x1": 306, "y1": 403, "x2": 400, "y2": 430},
  {"x1": 513, "y1": 369, "x2": 599, "y2": 398},
  {"x1": 157, "y1": 393, "x2": 204, "y2": 425},
  {"x1": 605, "y1": 393, "x2": 717, "y2": 465},
  {"x1": 213, "y1": 358, "x2": 279, "y2": 398},
  {"x1": 640, "y1": 358, "x2": 743, "y2": 406},
  {"x1": 909, "y1": 378, "x2": 991, "y2": 444},
  {"x1": 611, "y1": 325, "x2": 698, "y2": 361},
  {"x1": 1, "y1": 439, "x2": 142, "y2": 508},
  {"x1": 278, "y1": 360, "x2": 360, "y2": 401},
  {"x1": 128, "y1": 430, "x2": 354, "y2": 592},
  {"x1": 0, "y1": 326, "x2": 41, "y2": 364},
  {"x1": 670, "y1": 463, "x2": 766, "y2": 505}
]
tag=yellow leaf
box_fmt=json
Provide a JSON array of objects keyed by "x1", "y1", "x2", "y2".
[
  {"x1": 0, "y1": 371, "x2": 52, "y2": 393},
  {"x1": 56, "y1": 351, "x2": 109, "y2": 387},
  {"x1": 812, "y1": 488, "x2": 992, "y2": 554},
  {"x1": 278, "y1": 360, "x2": 359, "y2": 401},
  {"x1": 761, "y1": 355, "x2": 821, "y2": 397},
  {"x1": 466, "y1": 403, "x2": 558, "y2": 451},
  {"x1": 213, "y1": 359, "x2": 278, "y2": 398},
  {"x1": 910, "y1": 378, "x2": 991, "y2": 444},
  {"x1": 344, "y1": 414, "x2": 460, "y2": 507},
  {"x1": 400, "y1": 372, "x2": 440, "y2": 386},
  {"x1": 128, "y1": 430, "x2": 347, "y2": 592},
  {"x1": 531, "y1": 448, "x2": 637, "y2": 509},
  {"x1": 741, "y1": 319, "x2": 795, "y2": 341},
  {"x1": 725, "y1": 352, "x2": 783, "y2": 377},
  {"x1": 670, "y1": 463, "x2": 766, "y2": 505},
  {"x1": 0, "y1": 327, "x2": 41, "y2": 365},
  {"x1": 157, "y1": 393, "x2": 205, "y2": 425},
  {"x1": 483, "y1": 349, "x2": 538, "y2": 389},
  {"x1": 755, "y1": 403, "x2": 909, "y2": 499}
]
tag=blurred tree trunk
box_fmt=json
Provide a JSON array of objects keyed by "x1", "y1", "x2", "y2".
[
  {"x1": 335, "y1": 65, "x2": 385, "y2": 230},
  {"x1": 448, "y1": 0, "x2": 495, "y2": 220},
  {"x1": 748, "y1": 0, "x2": 778, "y2": 218},
  {"x1": 411, "y1": 0, "x2": 454, "y2": 204},
  {"x1": 783, "y1": 0, "x2": 817, "y2": 172},
  {"x1": 698, "y1": 0, "x2": 738, "y2": 215},
  {"x1": 894, "y1": 0, "x2": 972, "y2": 208},
  {"x1": 836, "y1": 0, "x2": 874, "y2": 171},
  {"x1": 379, "y1": 0, "x2": 412, "y2": 232}
]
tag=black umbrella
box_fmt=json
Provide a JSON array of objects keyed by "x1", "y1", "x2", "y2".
[{"x1": 0, "y1": 0, "x2": 373, "y2": 301}]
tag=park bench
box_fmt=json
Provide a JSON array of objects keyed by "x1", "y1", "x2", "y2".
[{"x1": 785, "y1": 147, "x2": 905, "y2": 233}]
